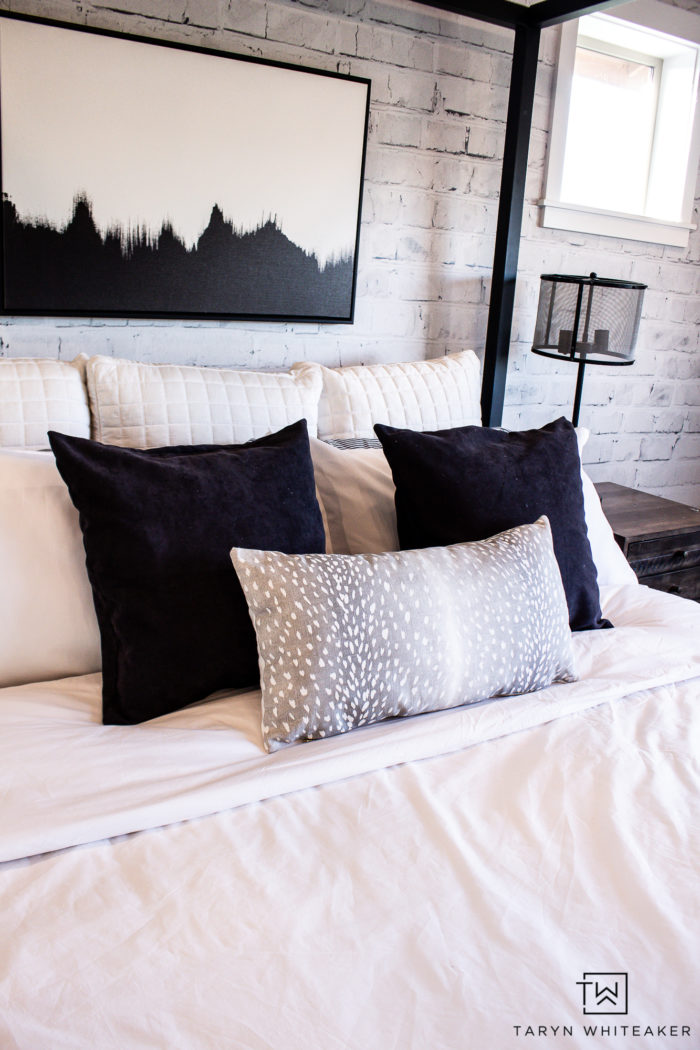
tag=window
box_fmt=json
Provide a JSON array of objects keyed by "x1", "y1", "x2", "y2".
[
  {"x1": 562, "y1": 40, "x2": 660, "y2": 215},
  {"x1": 540, "y1": 1, "x2": 700, "y2": 248}
]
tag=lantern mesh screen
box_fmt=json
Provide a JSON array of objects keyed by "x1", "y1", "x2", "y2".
[{"x1": 532, "y1": 276, "x2": 645, "y2": 363}]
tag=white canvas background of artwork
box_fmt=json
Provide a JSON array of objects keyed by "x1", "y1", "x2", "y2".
[{"x1": 0, "y1": 18, "x2": 367, "y2": 266}]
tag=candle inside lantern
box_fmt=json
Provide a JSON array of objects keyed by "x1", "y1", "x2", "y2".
[{"x1": 557, "y1": 329, "x2": 573, "y2": 354}]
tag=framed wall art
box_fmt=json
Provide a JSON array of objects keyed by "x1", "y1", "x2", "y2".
[{"x1": 0, "y1": 14, "x2": 370, "y2": 322}]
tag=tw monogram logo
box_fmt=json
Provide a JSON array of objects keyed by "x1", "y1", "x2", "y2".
[{"x1": 577, "y1": 972, "x2": 629, "y2": 1015}]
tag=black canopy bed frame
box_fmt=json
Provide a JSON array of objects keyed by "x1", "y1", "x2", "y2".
[{"x1": 410, "y1": 0, "x2": 630, "y2": 427}]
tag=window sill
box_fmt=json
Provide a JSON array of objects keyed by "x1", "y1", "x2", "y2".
[{"x1": 539, "y1": 199, "x2": 696, "y2": 249}]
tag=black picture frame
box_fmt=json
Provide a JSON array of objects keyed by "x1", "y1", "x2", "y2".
[{"x1": 0, "y1": 13, "x2": 370, "y2": 323}]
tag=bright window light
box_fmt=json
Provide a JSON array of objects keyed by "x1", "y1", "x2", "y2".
[
  {"x1": 562, "y1": 41, "x2": 659, "y2": 214},
  {"x1": 540, "y1": 2, "x2": 700, "y2": 247}
]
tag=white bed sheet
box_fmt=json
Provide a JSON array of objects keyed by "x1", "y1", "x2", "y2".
[
  {"x1": 1, "y1": 584, "x2": 699, "y2": 1048},
  {"x1": 2, "y1": 585, "x2": 700, "y2": 863}
]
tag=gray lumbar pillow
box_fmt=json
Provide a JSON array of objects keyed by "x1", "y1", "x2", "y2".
[{"x1": 231, "y1": 516, "x2": 576, "y2": 752}]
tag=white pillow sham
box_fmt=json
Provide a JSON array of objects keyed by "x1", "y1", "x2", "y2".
[
  {"x1": 300, "y1": 350, "x2": 482, "y2": 441},
  {"x1": 86, "y1": 355, "x2": 323, "y2": 448},
  {"x1": 576, "y1": 427, "x2": 636, "y2": 586},
  {"x1": 310, "y1": 438, "x2": 398, "y2": 555},
  {"x1": 0, "y1": 449, "x2": 101, "y2": 687},
  {"x1": 581, "y1": 471, "x2": 638, "y2": 587},
  {"x1": 0, "y1": 357, "x2": 90, "y2": 449}
]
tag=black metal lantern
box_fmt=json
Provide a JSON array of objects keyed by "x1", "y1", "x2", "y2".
[{"x1": 531, "y1": 273, "x2": 646, "y2": 426}]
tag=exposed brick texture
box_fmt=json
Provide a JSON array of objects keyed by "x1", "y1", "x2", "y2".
[{"x1": 0, "y1": 0, "x2": 698, "y2": 504}]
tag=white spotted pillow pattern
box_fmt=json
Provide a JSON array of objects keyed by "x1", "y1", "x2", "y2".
[{"x1": 231, "y1": 517, "x2": 576, "y2": 752}]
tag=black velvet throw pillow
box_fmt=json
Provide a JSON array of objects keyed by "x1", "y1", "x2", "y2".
[
  {"x1": 49, "y1": 421, "x2": 326, "y2": 724},
  {"x1": 375, "y1": 417, "x2": 608, "y2": 632}
]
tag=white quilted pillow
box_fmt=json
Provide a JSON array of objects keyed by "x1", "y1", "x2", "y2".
[
  {"x1": 300, "y1": 350, "x2": 482, "y2": 440},
  {"x1": 0, "y1": 357, "x2": 90, "y2": 448},
  {"x1": 86, "y1": 356, "x2": 323, "y2": 448}
]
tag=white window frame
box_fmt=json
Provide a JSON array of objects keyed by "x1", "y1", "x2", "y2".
[{"x1": 540, "y1": 0, "x2": 700, "y2": 249}]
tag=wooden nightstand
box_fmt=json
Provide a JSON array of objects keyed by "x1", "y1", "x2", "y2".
[{"x1": 595, "y1": 482, "x2": 700, "y2": 602}]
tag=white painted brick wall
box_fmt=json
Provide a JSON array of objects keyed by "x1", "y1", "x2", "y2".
[{"x1": 0, "y1": 0, "x2": 698, "y2": 504}]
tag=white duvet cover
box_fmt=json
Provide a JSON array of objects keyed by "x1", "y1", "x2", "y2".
[{"x1": 1, "y1": 584, "x2": 699, "y2": 1049}]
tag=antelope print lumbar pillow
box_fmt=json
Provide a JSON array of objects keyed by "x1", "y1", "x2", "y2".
[{"x1": 231, "y1": 516, "x2": 576, "y2": 752}]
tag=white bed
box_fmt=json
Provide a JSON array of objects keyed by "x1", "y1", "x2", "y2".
[{"x1": 1, "y1": 353, "x2": 698, "y2": 1049}]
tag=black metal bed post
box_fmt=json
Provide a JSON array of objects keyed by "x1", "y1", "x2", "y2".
[
  {"x1": 480, "y1": 20, "x2": 540, "y2": 427},
  {"x1": 411, "y1": 0, "x2": 634, "y2": 428}
]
